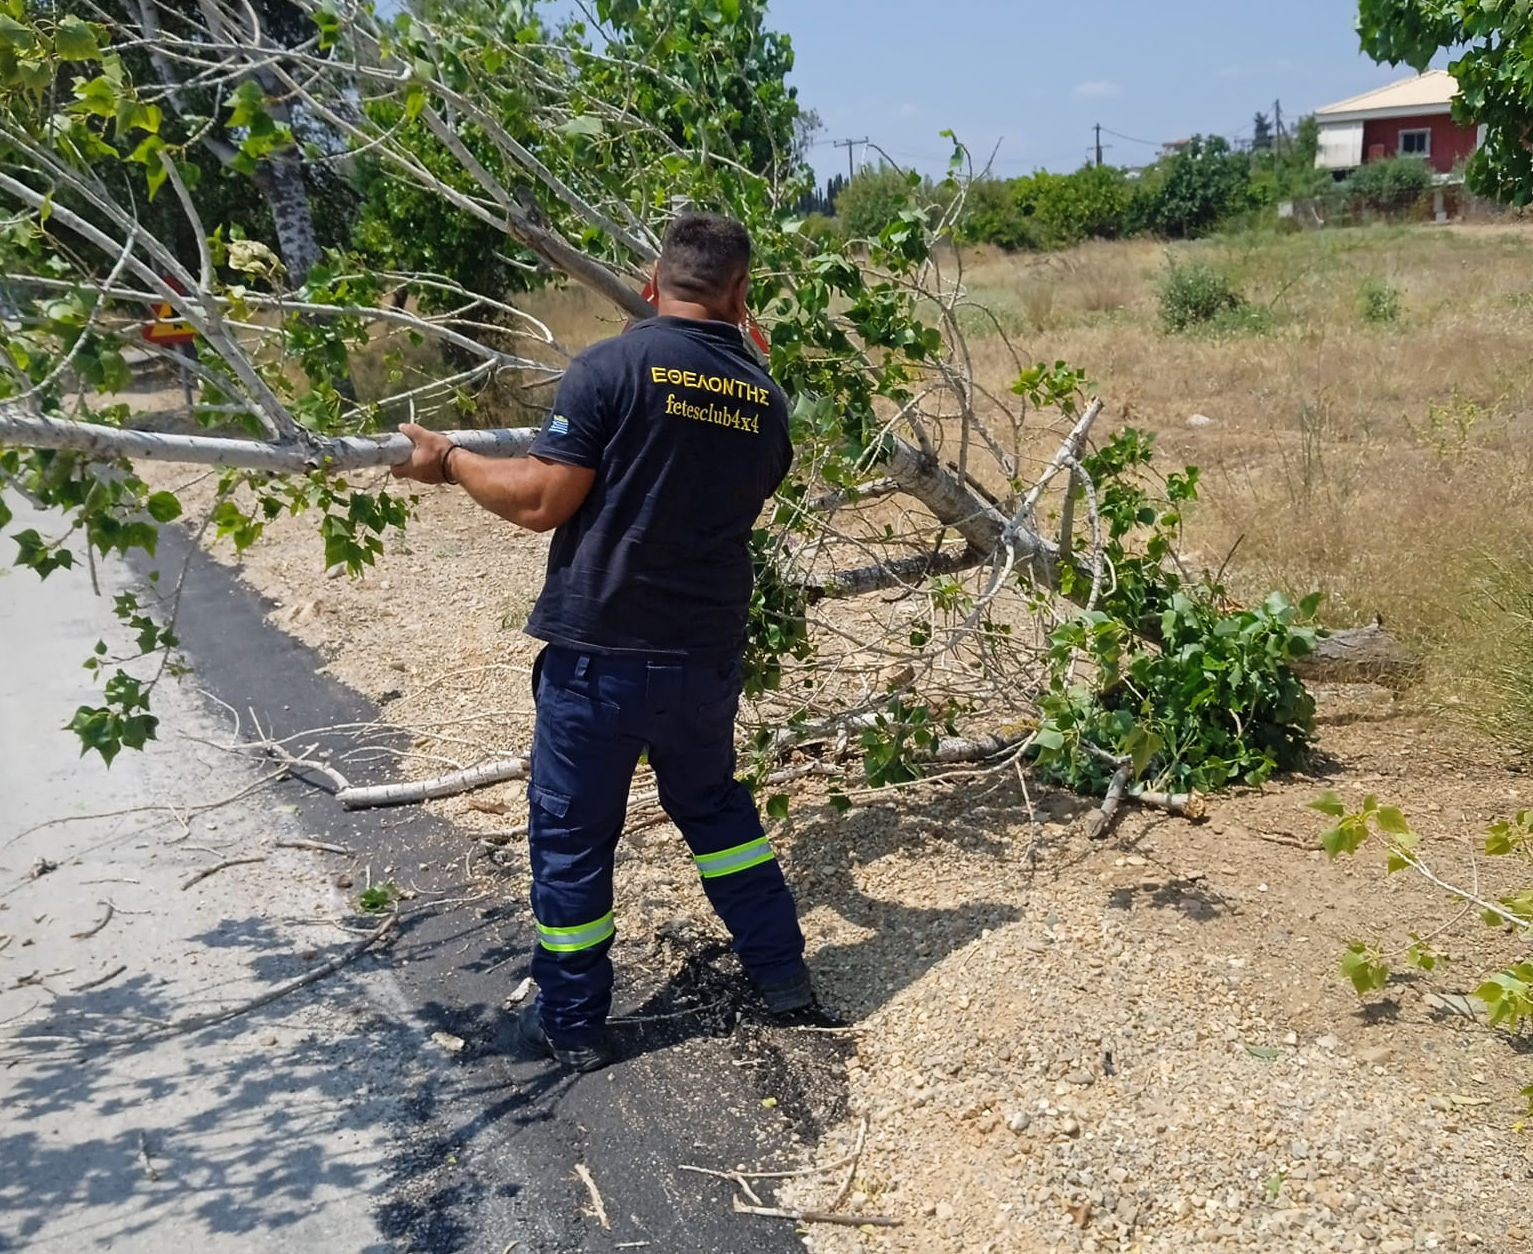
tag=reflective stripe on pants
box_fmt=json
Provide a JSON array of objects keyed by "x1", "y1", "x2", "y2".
[
  {"x1": 694, "y1": 836, "x2": 775, "y2": 879},
  {"x1": 527, "y1": 645, "x2": 805, "y2": 1049},
  {"x1": 536, "y1": 911, "x2": 615, "y2": 953}
]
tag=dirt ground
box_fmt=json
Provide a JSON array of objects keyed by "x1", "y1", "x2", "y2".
[
  {"x1": 108, "y1": 220, "x2": 1533, "y2": 1252},
  {"x1": 132, "y1": 465, "x2": 1531, "y2": 1254}
]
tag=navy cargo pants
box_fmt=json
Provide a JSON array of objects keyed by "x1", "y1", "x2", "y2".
[{"x1": 527, "y1": 644, "x2": 806, "y2": 1048}]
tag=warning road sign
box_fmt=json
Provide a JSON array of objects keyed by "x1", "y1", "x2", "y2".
[{"x1": 143, "y1": 301, "x2": 196, "y2": 346}]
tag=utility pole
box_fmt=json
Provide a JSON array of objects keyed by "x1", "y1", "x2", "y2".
[
  {"x1": 1273, "y1": 99, "x2": 1285, "y2": 150},
  {"x1": 1094, "y1": 123, "x2": 1103, "y2": 168},
  {"x1": 832, "y1": 136, "x2": 868, "y2": 182}
]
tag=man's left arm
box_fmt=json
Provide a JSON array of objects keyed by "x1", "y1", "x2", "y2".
[{"x1": 391, "y1": 423, "x2": 595, "y2": 533}]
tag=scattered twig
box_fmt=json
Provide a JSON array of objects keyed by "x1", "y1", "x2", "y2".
[
  {"x1": 1251, "y1": 828, "x2": 1321, "y2": 851},
  {"x1": 4, "y1": 769, "x2": 288, "y2": 850},
  {"x1": 828, "y1": 1115, "x2": 869, "y2": 1212},
  {"x1": 680, "y1": 1123, "x2": 871, "y2": 1186},
  {"x1": 0, "y1": 1000, "x2": 40, "y2": 1027},
  {"x1": 42, "y1": 912, "x2": 399, "y2": 1051},
  {"x1": 72, "y1": 964, "x2": 127, "y2": 992},
  {"x1": 339, "y1": 757, "x2": 529, "y2": 810},
  {"x1": 732, "y1": 1173, "x2": 765, "y2": 1207},
  {"x1": 731, "y1": 1198, "x2": 900, "y2": 1227},
  {"x1": 28, "y1": 858, "x2": 58, "y2": 880},
  {"x1": 180, "y1": 856, "x2": 267, "y2": 891},
  {"x1": 274, "y1": 838, "x2": 353, "y2": 855},
  {"x1": 609, "y1": 998, "x2": 724, "y2": 1025},
  {"x1": 138, "y1": 1131, "x2": 160, "y2": 1182},
  {"x1": 573, "y1": 1163, "x2": 611, "y2": 1230},
  {"x1": 70, "y1": 901, "x2": 115, "y2": 939}
]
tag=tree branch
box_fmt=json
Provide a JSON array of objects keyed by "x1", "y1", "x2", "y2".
[{"x1": 0, "y1": 407, "x2": 537, "y2": 471}]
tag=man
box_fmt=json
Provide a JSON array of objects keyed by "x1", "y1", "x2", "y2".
[{"x1": 391, "y1": 213, "x2": 813, "y2": 1072}]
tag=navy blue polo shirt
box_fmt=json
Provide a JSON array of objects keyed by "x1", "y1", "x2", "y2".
[{"x1": 524, "y1": 316, "x2": 792, "y2": 662}]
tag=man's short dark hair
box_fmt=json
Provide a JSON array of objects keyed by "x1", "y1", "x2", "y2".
[{"x1": 657, "y1": 213, "x2": 752, "y2": 303}]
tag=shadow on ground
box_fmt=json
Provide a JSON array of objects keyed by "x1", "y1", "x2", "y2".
[{"x1": 0, "y1": 916, "x2": 418, "y2": 1253}]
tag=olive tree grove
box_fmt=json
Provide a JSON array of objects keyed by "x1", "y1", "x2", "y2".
[{"x1": 1, "y1": 0, "x2": 1347, "y2": 821}]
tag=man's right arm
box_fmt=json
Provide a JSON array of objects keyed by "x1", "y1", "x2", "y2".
[{"x1": 390, "y1": 424, "x2": 595, "y2": 533}]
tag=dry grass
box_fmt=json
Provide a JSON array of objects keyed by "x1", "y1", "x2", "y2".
[
  {"x1": 955, "y1": 223, "x2": 1533, "y2": 735},
  {"x1": 394, "y1": 224, "x2": 1533, "y2": 739}
]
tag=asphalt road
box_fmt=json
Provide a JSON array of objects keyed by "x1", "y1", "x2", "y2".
[{"x1": 1, "y1": 494, "x2": 833, "y2": 1253}]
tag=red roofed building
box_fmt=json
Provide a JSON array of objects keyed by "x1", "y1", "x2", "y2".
[{"x1": 1313, "y1": 70, "x2": 1480, "y2": 176}]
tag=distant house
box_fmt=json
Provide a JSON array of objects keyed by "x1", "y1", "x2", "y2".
[{"x1": 1313, "y1": 70, "x2": 1479, "y2": 176}]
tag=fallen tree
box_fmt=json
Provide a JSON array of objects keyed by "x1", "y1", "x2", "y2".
[{"x1": 0, "y1": 0, "x2": 1403, "y2": 816}]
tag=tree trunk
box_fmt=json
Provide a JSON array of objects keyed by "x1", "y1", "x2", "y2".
[
  {"x1": 1291, "y1": 620, "x2": 1422, "y2": 689},
  {"x1": 252, "y1": 155, "x2": 322, "y2": 287}
]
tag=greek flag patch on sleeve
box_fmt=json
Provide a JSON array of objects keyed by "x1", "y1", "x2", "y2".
[{"x1": 548, "y1": 414, "x2": 570, "y2": 436}]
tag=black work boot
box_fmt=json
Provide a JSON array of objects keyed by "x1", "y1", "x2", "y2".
[
  {"x1": 755, "y1": 964, "x2": 815, "y2": 1017},
  {"x1": 517, "y1": 1005, "x2": 614, "y2": 1073}
]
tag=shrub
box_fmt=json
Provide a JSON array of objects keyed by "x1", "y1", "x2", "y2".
[
  {"x1": 1015, "y1": 165, "x2": 1131, "y2": 248},
  {"x1": 959, "y1": 177, "x2": 1038, "y2": 251},
  {"x1": 797, "y1": 212, "x2": 842, "y2": 245},
  {"x1": 1360, "y1": 276, "x2": 1402, "y2": 323},
  {"x1": 1341, "y1": 156, "x2": 1434, "y2": 216},
  {"x1": 1158, "y1": 261, "x2": 1244, "y2": 331},
  {"x1": 1134, "y1": 136, "x2": 1255, "y2": 238},
  {"x1": 959, "y1": 166, "x2": 1131, "y2": 252},
  {"x1": 834, "y1": 165, "x2": 921, "y2": 240}
]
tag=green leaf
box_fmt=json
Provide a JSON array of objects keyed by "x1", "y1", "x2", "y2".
[
  {"x1": 1375, "y1": 806, "x2": 1411, "y2": 836},
  {"x1": 828, "y1": 792, "x2": 852, "y2": 814},
  {"x1": 145, "y1": 491, "x2": 181, "y2": 523},
  {"x1": 1033, "y1": 725, "x2": 1065, "y2": 752},
  {"x1": 1340, "y1": 942, "x2": 1390, "y2": 996},
  {"x1": 765, "y1": 793, "x2": 790, "y2": 821},
  {"x1": 227, "y1": 79, "x2": 267, "y2": 128},
  {"x1": 1244, "y1": 1044, "x2": 1283, "y2": 1060},
  {"x1": 557, "y1": 114, "x2": 605, "y2": 139},
  {"x1": 55, "y1": 16, "x2": 101, "y2": 61},
  {"x1": 0, "y1": 14, "x2": 36, "y2": 53},
  {"x1": 1309, "y1": 791, "x2": 1345, "y2": 817},
  {"x1": 358, "y1": 881, "x2": 399, "y2": 913}
]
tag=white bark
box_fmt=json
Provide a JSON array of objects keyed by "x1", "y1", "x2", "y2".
[
  {"x1": 337, "y1": 756, "x2": 529, "y2": 810},
  {"x1": 251, "y1": 155, "x2": 323, "y2": 285},
  {"x1": 883, "y1": 436, "x2": 1013, "y2": 556},
  {"x1": 0, "y1": 407, "x2": 537, "y2": 471}
]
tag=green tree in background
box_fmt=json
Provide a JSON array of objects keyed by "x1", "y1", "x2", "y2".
[
  {"x1": 1357, "y1": 0, "x2": 1533, "y2": 204},
  {"x1": 1132, "y1": 135, "x2": 1253, "y2": 238},
  {"x1": 834, "y1": 165, "x2": 924, "y2": 240}
]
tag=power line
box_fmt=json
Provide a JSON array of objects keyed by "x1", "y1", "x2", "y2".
[
  {"x1": 831, "y1": 136, "x2": 868, "y2": 181},
  {"x1": 1098, "y1": 125, "x2": 1162, "y2": 148}
]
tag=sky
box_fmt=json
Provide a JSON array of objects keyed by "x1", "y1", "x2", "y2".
[{"x1": 766, "y1": 0, "x2": 1448, "y2": 182}]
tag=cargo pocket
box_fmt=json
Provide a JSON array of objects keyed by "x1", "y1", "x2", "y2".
[{"x1": 528, "y1": 782, "x2": 572, "y2": 819}]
